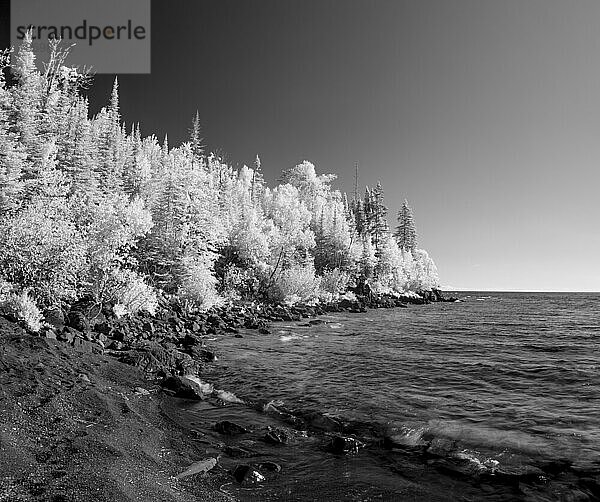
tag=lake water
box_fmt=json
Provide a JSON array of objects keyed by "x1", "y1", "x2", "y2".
[{"x1": 173, "y1": 293, "x2": 600, "y2": 501}]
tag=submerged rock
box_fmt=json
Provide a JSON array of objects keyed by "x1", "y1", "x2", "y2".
[
  {"x1": 214, "y1": 421, "x2": 250, "y2": 435},
  {"x1": 263, "y1": 427, "x2": 290, "y2": 445},
  {"x1": 232, "y1": 464, "x2": 265, "y2": 484},
  {"x1": 327, "y1": 435, "x2": 364, "y2": 454},
  {"x1": 257, "y1": 461, "x2": 282, "y2": 473}
]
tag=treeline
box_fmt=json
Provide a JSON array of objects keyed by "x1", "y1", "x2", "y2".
[{"x1": 0, "y1": 37, "x2": 439, "y2": 329}]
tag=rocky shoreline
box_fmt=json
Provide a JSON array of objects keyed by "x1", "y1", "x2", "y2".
[{"x1": 0, "y1": 290, "x2": 455, "y2": 501}]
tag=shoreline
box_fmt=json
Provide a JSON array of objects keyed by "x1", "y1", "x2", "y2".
[{"x1": 0, "y1": 291, "x2": 452, "y2": 501}]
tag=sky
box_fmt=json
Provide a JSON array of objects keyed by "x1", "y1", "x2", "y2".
[{"x1": 83, "y1": 0, "x2": 599, "y2": 292}]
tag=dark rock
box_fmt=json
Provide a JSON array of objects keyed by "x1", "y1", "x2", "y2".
[
  {"x1": 161, "y1": 376, "x2": 212, "y2": 399},
  {"x1": 232, "y1": 464, "x2": 265, "y2": 484},
  {"x1": 234, "y1": 334, "x2": 244, "y2": 338},
  {"x1": 309, "y1": 413, "x2": 343, "y2": 432},
  {"x1": 189, "y1": 347, "x2": 217, "y2": 362},
  {"x1": 263, "y1": 427, "x2": 290, "y2": 445},
  {"x1": 223, "y1": 445, "x2": 257, "y2": 458},
  {"x1": 44, "y1": 308, "x2": 65, "y2": 330},
  {"x1": 142, "y1": 321, "x2": 155, "y2": 335},
  {"x1": 67, "y1": 310, "x2": 90, "y2": 333},
  {"x1": 327, "y1": 435, "x2": 364, "y2": 454},
  {"x1": 308, "y1": 319, "x2": 324, "y2": 325},
  {"x1": 214, "y1": 421, "x2": 250, "y2": 435},
  {"x1": 257, "y1": 461, "x2": 282, "y2": 473},
  {"x1": 121, "y1": 342, "x2": 201, "y2": 375},
  {"x1": 72, "y1": 336, "x2": 103, "y2": 354},
  {"x1": 258, "y1": 327, "x2": 271, "y2": 335}
]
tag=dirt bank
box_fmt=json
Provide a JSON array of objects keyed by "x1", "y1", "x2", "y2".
[{"x1": 0, "y1": 318, "x2": 233, "y2": 502}]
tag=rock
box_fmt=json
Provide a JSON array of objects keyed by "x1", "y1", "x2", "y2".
[
  {"x1": 72, "y1": 336, "x2": 103, "y2": 354},
  {"x1": 223, "y1": 445, "x2": 257, "y2": 458},
  {"x1": 189, "y1": 347, "x2": 217, "y2": 362},
  {"x1": 175, "y1": 457, "x2": 218, "y2": 479},
  {"x1": 67, "y1": 310, "x2": 90, "y2": 333},
  {"x1": 78, "y1": 373, "x2": 91, "y2": 384},
  {"x1": 327, "y1": 435, "x2": 364, "y2": 454},
  {"x1": 214, "y1": 389, "x2": 244, "y2": 404},
  {"x1": 309, "y1": 413, "x2": 342, "y2": 432},
  {"x1": 257, "y1": 461, "x2": 282, "y2": 473},
  {"x1": 44, "y1": 308, "x2": 65, "y2": 330},
  {"x1": 161, "y1": 375, "x2": 213, "y2": 399},
  {"x1": 258, "y1": 327, "x2": 271, "y2": 335},
  {"x1": 44, "y1": 330, "x2": 57, "y2": 340},
  {"x1": 232, "y1": 464, "x2": 265, "y2": 485},
  {"x1": 214, "y1": 421, "x2": 250, "y2": 435},
  {"x1": 122, "y1": 342, "x2": 201, "y2": 376},
  {"x1": 61, "y1": 326, "x2": 80, "y2": 343},
  {"x1": 134, "y1": 387, "x2": 150, "y2": 396},
  {"x1": 234, "y1": 334, "x2": 244, "y2": 338},
  {"x1": 308, "y1": 319, "x2": 324, "y2": 325},
  {"x1": 263, "y1": 427, "x2": 290, "y2": 445}
]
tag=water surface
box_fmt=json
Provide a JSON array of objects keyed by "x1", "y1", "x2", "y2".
[{"x1": 178, "y1": 293, "x2": 600, "y2": 500}]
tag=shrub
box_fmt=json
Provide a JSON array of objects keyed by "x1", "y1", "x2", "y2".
[
  {"x1": 320, "y1": 268, "x2": 349, "y2": 296},
  {"x1": 0, "y1": 200, "x2": 87, "y2": 306},
  {"x1": 178, "y1": 256, "x2": 222, "y2": 310},
  {"x1": 89, "y1": 268, "x2": 157, "y2": 317},
  {"x1": 267, "y1": 263, "x2": 321, "y2": 304},
  {"x1": 0, "y1": 289, "x2": 43, "y2": 332}
]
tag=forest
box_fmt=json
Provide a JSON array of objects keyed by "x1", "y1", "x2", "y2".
[{"x1": 0, "y1": 36, "x2": 439, "y2": 331}]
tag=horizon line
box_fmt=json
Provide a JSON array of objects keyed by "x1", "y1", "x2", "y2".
[{"x1": 441, "y1": 287, "x2": 600, "y2": 293}]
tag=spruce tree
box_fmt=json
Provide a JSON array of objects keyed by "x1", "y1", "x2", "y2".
[{"x1": 394, "y1": 199, "x2": 417, "y2": 251}]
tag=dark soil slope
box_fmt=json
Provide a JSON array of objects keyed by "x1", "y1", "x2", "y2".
[{"x1": 0, "y1": 318, "x2": 232, "y2": 502}]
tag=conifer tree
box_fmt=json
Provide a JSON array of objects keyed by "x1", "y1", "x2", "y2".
[
  {"x1": 395, "y1": 199, "x2": 418, "y2": 251},
  {"x1": 190, "y1": 110, "x2": 204, "y2": 160}
]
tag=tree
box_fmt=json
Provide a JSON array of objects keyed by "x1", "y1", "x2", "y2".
[
  {"x1": 189, "y1": 111, "x2": 204, "y2": 160},
  {"x1": 394, "y1": 199, "x2": 418, "y2": 251}
]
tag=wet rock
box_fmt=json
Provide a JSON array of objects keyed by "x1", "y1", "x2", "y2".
[
  {"x1": 189, "y1": 346, "x2": 217, "y2": 362},
  {"x1": 327, "y1": 435, "x2": 364, "y2": 454},
  {"x1": 232, "y1": 464, "x2": 265, "y2": 485},
  {"x1": 308, "y1": 413, "x2": 343, "y2": 432},
  {"x1": 223, "y1": 445, "x2": 257, "y2": 458},
  {"x1": 257, "y1": 461, "x2": 282, "y2": 473},
  {"x1": 263, "y1": 427, "x2": 290, "y2": 445},
  {"x1": 214, "y1": 421, "x2": 250, "y2": 435},
  {"x1": 161, "y1": 375, "x2": 213, "y2": 399}
]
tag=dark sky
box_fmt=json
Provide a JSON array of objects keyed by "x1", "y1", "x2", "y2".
[{"x1": 87, "y1": 0, "x2": 600, "y2": 292}]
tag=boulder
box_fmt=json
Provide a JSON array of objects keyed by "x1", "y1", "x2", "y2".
[
  {"x1": 232, "y1": 464, "x2": 265, "y2": 485},
  {"x1": 67, "y1": 310, "x2": 90, "y2": 333},
  {"x1": 327, "y1": 435, "x2": 364, "y2": 454},
  {"x1": 263, "y1": 427, "x2": 290, "y2": 445},
  {"x1": 44, "y1": 308, "x2": 65, "y2": 331},
  {"x1": 214, "y1": 421, "x2": 250, "y2": 435},
  {"x1": 161, "y1": 375, "x2": 213, "y2": 399}
]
